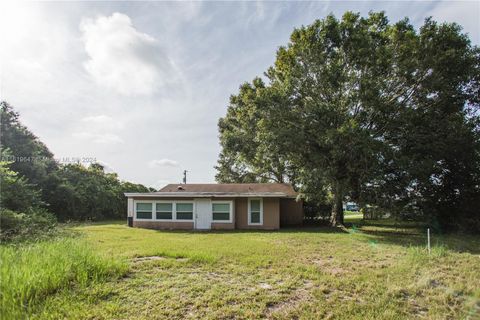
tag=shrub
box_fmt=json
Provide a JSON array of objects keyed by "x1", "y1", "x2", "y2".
[
  {"x1": 0, "y1": 208, "x2": 57, "y2": 242},
  {"x1": 303, "y1": 201, "x2": 332, "y2": 222}
]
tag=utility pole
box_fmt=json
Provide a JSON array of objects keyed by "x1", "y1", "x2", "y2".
[{"x1": 183, "y1": 170, "x2": 188, "y2": 184}]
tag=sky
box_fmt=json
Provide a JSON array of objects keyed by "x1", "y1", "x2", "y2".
[{"x1": 0, "y1": 1, "x2": 479, "y2": 189}]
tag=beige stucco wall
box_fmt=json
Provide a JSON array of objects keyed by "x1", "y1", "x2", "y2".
[
  {"x1": 211, "y1": 222, "x2": 235, "y2": 230},
  {"x1": 133, "y1": 220, "x2": 194, "y2": 230},
  {"x1": 235, "y1": 198, "x2": 280, "y2": 230},
  {"x1": 280, "y1": 198, "x2": 304, "y2": 226},
  {"x1": 133, "y1": 220, "x2": 234, "y2": 230}
]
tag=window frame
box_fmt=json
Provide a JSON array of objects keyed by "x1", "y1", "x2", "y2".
[
  {"x1": 155, "y1": 201, "x2": 174, "y2": 221},
  {"x1": 134, "y1": 202, "x2": 154, "y2": 221},
  {"x1": 248, "y1": 198, "x2": 263, "y2": 226},
  {"x1": 211, "y1": 200, "x2": 233, "y2": 223},
  {"x1": 133, "y1": 200, "x2": 194, "y2": 222},
  {"x1": 174, "y1": 200, "x2": 194, "y2": 221}
]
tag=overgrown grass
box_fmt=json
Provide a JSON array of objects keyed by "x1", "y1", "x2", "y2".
[
  {"x1": 0, "y1": 238, "x2": 128, "y2": 319},
  {"x1": 2, "y1": 221, "x2": 479, "y2": 319},
  {"x1": 0, "y1": 208, "x2": 58, "y2": 243}
]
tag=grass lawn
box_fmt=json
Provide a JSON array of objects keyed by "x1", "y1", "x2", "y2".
[
  {"x1": 2, "y1": 219, "x2": 480, "y2": 319},
  {"x1": 344, "y1": 210, "x2": 363, "y2": 220}
]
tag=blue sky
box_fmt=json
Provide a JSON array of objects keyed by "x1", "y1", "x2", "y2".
[{"x1": 0, "y1": 1, "x2": 478, "y2": 189}]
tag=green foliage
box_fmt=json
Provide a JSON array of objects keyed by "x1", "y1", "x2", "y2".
[
  {"x1": 0, "y1": 102, "x2": 58, "y2": 189},
  {"x1": 0, "y1": 238, "x2": 128, "y2": 319},
  {"x1": 0, "y1": 155, "x2": 42, "y2": 212},
  {"x1": 215, "y1": 78, "x2": 296, "y2": 184},
  {"x1": 51, "y1": 163, "x2": 151, "y2": 220},
  {"x1": 0, "y1": 208, "x2": 57, "y2": 242},
  {"x1": 359, "y1": 17, "x2": 480, "y2": 232},
  {"x1": 216, "y1": 12, "x2": 480, "y2": 231},
  {"x1": 52, "y1": 165, "x2": 151, "y2": 221}
]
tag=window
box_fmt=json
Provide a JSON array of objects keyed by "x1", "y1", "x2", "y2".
[
  {"x1": 156, "y1": 203, "x2": 172, "y2": 220},
  {"x1": 212, "y1": 202, "x2": 231, "y2": 222},
  {"x1": 176, "y1": 203, "x2": 193, "y2": 220},
  {"x1": 134, "y1": 201, "x2": 195, "y2": 221},
  {"x1": 136, "y1": 203, "x2": 152, "y2": 219},
  {"x1": 248, "y1": 199, "x2": 263, "y2": 225}
]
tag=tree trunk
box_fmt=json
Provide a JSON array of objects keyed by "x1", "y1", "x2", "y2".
[{"x1": 330, "y1": 181, "x2": 344, "y2": 226}]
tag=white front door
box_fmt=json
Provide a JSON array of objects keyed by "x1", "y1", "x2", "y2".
[{"x1": 195, "y1": 199, "x2": 211, "y2": 230}]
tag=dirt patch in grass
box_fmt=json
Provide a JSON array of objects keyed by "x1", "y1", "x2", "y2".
[
  {"x1": 309, "y1": 256, "x2": 392, "y2": 276},
  {"x1": 259, "y1": 283, "x2": 273, "y2": 289},
  {"x1": 309, "y1": 256, "x2": 350, "y2": 276},
  {"x1": 132, "y1": 256, "x2": 167, "y2": 263},
  {"x1": 105, "y1": 264, "x2": 304, "y2": 319},
  {"x1": 132, "y1": 256, "x2": 189, "y2": 263},
  {"x1": 132, "y1": 256, "x2": 166, "y2": 262},
  {"x1": 266, "y1": 281, "x2": 315, "y2": 317}
]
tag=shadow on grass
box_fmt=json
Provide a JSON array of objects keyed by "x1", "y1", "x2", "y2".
[
  {"x1": 362, "y1": 230, "x2": 480, "y2": 254},
  {"x1": 279, "y1": 226, "x2": 349, "y2": 234},
  {"x1": 347, "y1": 220, "x2": 480, "y2": 254},
  {"x1": 145, "y1": 225, "x2": 349, "y2": 236},
  {"x1": 62, "y1": 220, "x2": 126, "y2": 227}
]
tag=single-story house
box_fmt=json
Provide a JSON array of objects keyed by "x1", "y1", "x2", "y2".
[{"x1": 125, "y1": 183, "x2": 303, "y2": 230}]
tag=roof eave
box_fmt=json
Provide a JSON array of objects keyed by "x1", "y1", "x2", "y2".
[{"x1": 124, "y1": 192, "x2": 296, "y2": 198}]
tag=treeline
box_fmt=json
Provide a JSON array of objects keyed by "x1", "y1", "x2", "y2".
[
  {"x1": 1, "y1": 101, "x2": 152, "y2": 239},
  {"x1": 216, "y1": 12, "x2": 480, "y2": 232}
]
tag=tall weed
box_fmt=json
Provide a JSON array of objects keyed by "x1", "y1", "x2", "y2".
[{"x1": 0, "y1": 238, "x2": 128, "y2": 318}]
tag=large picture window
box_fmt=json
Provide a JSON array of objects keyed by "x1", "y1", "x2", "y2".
[
  {"x1": 136, "y1": 203, "x2": 152, "y2": 219},
  {"x1": 212, "y1": 202, "x2": 231, "y2": 222},
  {"x1": 248, "y1": 198, "x2": 263, "y2": 225},
  {"x1": 156, "y1": 203, "x2": 173, "y2": 220},
  {"x1": 176, "y1": 203, "x2": 193, "y2": 220}
]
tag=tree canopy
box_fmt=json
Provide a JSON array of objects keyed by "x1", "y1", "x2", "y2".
[{"x1": 216, "y1": 12, "x2": 480, "y2": 231}]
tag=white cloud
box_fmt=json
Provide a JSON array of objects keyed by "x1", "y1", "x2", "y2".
[
  {"x1": 80, "y1": 12, "x2": 174, "y2": 96},
  {"x1": 148, "y1": 159, "x2": 179, "y2": 168},
  {"x1": 73, "y1": 132, "x2": 124, "y2": 144},
  {"x1": 72, "y1": 114, "x2": 125, "y2": 144},
  {"x1": 81, "y1": 115, "x2": 124, "y2": 130}
]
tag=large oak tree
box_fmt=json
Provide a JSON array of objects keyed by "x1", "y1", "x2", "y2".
[{"x1": 216, "y1": 12, "x2": 480, "y2": 230}]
